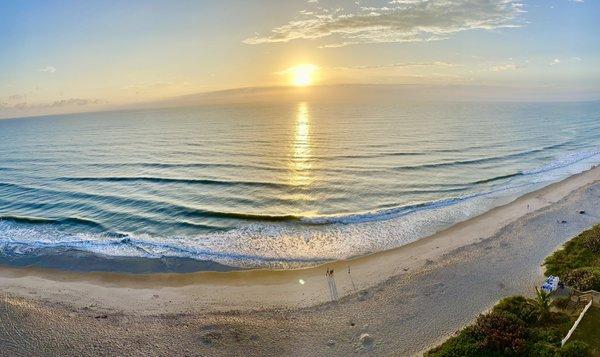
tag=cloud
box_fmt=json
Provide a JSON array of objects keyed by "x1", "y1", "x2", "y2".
[
  {"x1": 40, "y1": 66, "x2": 56, "y2": 73},
  {"x1": 244, "y1": 0, "x2": 524, "y2": 47},
  {"x1": 275, "y1": 64, "x2": 320, "y2": 76},
  {"x1": 491, "y1": 63, "x2": 517, "y2": 71},
  {"x1": 335, "y1": 61, "x2": 455, "y2": 70},
  {"x1": 548, "y1": 57, "x2": 583, "y2": 66}
]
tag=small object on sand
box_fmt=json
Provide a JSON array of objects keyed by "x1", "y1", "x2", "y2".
[
  {"x1": 359, "y1": 333, "x2": 374, "y2": 350},
  {"x1": 327, "y1": 339, "x2": 335, "y2": 347},
  {"x1": 579, "y1": 210, "x2": 586, "y2": 214},
  {"x1": 94, "y1": 315, "x2": 108, "y2": 319},
  {"x1": 561, "y1": 220, "x2": 567, "y2": 224},
  {"x1": 358, "y1": 290, "x2": 370, "y2": 301}
]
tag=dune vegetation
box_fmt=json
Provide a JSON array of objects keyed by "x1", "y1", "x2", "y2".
[
  {"x1": 428, "y1": 224, "x2": 600, "y2": 356},
  {"x1": 545, "y1": 224, "x2": 600, "y2": 291},
  {"x1": 426, "y1": 294, "x2": 587, "y2": 356}
]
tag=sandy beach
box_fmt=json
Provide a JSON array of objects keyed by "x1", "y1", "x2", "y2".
[{"x1": 1, "y1": 165, "x2": 600, "y2": 356}]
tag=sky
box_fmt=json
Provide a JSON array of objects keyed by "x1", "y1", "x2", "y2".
[{"x1": 1, "y1": 0, "x2": 599, "y2": 118}]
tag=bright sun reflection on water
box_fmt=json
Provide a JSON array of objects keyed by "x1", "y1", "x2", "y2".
[{"x1": 289, "y1": 102, "x2": 312, "y2": 187}]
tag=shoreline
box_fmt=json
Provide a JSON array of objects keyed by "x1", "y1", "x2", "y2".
[
  {"x1": 1, "y1": 165, "x2": 600, "y2": 355},
  {"x1": 0, "y1": 166, "x2": 599, "y2": 314}
]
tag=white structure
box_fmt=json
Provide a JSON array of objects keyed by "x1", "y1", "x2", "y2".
[
  {"x1": 541, "y1": 275, "x2": 560, "y2": 294},
  {"x1": 561, "y1": 299, "x2": 593, "y2": 346}
]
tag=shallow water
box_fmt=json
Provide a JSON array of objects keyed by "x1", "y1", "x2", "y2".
[{"x1": 1, "y1": 101, "x2": 599, "y2": 269}]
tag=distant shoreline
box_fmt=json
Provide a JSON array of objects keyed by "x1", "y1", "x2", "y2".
[{"x1": 3, "y1": 87, "x2": 599, "y2": 122}]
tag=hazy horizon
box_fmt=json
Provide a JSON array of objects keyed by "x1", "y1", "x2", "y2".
[{"x1": 2, "y1": 83, "x2": 600, "y2": 121}]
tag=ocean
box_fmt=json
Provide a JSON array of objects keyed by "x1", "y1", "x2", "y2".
[{"x1": 1, "y1": 100, "x2": 599, "y2": 270}]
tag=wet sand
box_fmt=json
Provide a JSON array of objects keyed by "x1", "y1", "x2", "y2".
[{"x1": 1, "y1": 166, "x2": 599, "y2": 356}]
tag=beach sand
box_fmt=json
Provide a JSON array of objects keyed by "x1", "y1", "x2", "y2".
[{"x1": 1, "y1": 166, "x2": 599, "y2": 356}]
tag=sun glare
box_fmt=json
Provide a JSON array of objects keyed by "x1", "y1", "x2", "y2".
[{"x1": 290, "y1": 64, "x2": 317, "y2": 87}]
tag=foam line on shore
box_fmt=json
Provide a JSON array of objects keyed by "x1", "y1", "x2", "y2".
[{"x1": 0, "y1": 165, "x2": 598, "y2": 317}]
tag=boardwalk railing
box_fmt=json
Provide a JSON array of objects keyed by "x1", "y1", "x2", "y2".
[
  {"x1": 561, "y1": 290, "x2": 597, "y2": 346},
  {"x1": 571, "y1": 289, "x2": 600, "y2": 306}
]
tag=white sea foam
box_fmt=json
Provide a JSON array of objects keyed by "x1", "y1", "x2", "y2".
[{"x1": 1, "y1": 148, "x2": 599, "y2": 269}]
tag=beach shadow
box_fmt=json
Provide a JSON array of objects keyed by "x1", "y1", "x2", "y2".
[
  {"x1": 326, "y1": 270, "x2": 339, "y2": 301},
  {"x1": 330, "y1": 276, "x2": 339, "y2": 301},
  {"x1": 347, "y1": 266, "x2": 357, "y2": 292}
]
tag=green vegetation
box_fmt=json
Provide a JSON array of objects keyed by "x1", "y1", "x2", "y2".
[
  {"x1": 535, "y1": 287, "x2": 552, "y2": 322},
  {"x1": 545, "y1": 225, "x2": 600, "y2": 291},
  {"x1": 543, "y1": 224, "x2": 600, "y2": 355},
  {"x1": 570, "y1": 307, "x2": 600, "y2": 356},
  {"x1": 427, "y1": 295, "x2": 578, "y2": 356},
  {"x1": 429, "y1": 224, "x2": 600, "y2": 356}
]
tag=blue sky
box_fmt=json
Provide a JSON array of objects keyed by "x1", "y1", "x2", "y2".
[{"x1": 0, "y1": 0, "x2": 598, "y2": 118}]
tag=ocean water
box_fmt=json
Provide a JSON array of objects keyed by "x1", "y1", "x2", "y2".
[{"x1": 1, "y1": 101, "x2": 599, "y2": 270}]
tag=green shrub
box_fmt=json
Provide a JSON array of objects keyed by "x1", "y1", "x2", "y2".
[
  {"x1": 529, "y1": 341, "x2": 560, "y2": 356},
  {"x1": 493, "y1": 296, "x2": 537, "y2": 324},
  {"x1": 583, "y1": 226, "x2": 600, "y2": 254},
  {"x1": 426, "y1": 327, "x2": 482, "y2": 356},
  {"x1": 545, "y1": 225, "x2": 600, "y2": 277},
  {"x1": 471, "y1": 311, "x2": 528, "y2": 354},
  {"x1": 529, "y1": 326, "x2": 563, "y2": 345},
  {"x1": 563, "y1": 267, "x2": 600, "y2": 291},
  {"x1": 560, "y1": 340, "x2": 589, "y2": 357}
]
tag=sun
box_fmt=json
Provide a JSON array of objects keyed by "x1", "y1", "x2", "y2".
[{"x1": 290, "y1": 64, "x2": 317, "y2": 87}]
